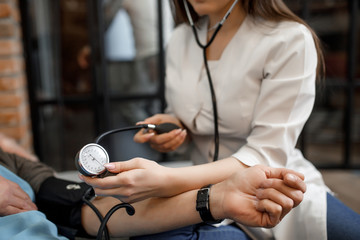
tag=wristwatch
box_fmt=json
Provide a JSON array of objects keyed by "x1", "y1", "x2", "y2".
[{"x1": 196, "y1": 185, "x2": 223, "y2": 224}]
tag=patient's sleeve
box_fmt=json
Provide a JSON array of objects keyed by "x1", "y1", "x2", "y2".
[{"x1": 0, "y1": 148, "x2": 54, "y2": 193}]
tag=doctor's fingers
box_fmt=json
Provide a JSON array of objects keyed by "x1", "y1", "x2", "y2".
[
  {"x1": 133, "y1": 129, "x2": 155, "y2": 143},
  {"x1": 81, "y1": 173, "x2": 127, "y2": 189},
  {"x1": 149, "y1": 128, "x2": 184, "y2": 145},
  {"x1": 142, "y1": 114, "x2": 166, "y2": 123},
  {"x1": 149, "y1": 129, "x2": 186, "y2": 152},
  {"x1": 81, "y1": 168, "x2": 146, "y2": 190},
  {"x1": 104, "y1": 157, "x2": 159, "y2": 174},
  {"x1": 259, "y1": 178, "x2": 304, "y2": 207},
  {"x1": 91, "y1": 187, "x2": 144, "y2": 203}
]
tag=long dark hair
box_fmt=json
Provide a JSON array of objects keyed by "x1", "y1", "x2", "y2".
[{"x1": 170, "y1": 0, "x2": 325, "y2": 80}]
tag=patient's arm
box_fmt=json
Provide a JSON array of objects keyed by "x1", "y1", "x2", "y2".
[
  {"x1": 81, "y1": 165, "x2": 306, "y2": 237},
  {"x1": 81, "y1": 189, "x2": 200, "y2": 237}
]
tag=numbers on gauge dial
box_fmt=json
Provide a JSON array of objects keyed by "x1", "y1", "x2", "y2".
[{"x1": 80, "y1": 144, "x2": 109, "y2": 174}]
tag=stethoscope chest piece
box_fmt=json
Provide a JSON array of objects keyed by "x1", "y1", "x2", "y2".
[{"x1": 75, "y1": 143, "x2": 110, "y2": 176}]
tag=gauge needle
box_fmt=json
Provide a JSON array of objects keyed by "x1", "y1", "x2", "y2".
[{"x1": 89, "y1": 154, "x2": 103, "y2": 166}]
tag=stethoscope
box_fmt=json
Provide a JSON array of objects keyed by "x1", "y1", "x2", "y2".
[{"x1": 183, "y1": 0, "x2": 239, "y2": 161}]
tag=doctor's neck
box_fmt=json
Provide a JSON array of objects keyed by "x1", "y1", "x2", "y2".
[{"x1": 207, "y1": 3, "x2": 246, "y2": 33}]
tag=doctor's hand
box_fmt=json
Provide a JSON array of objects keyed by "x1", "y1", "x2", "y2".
[
  {"x1": 133, "y1": 114, "x2": 187, "y2": 152},
  {"x1": 210, "y1": 165, "x2": 306, "y2": 228},
  {"x1": 0, "y1": 175, "x2": 38, "y2": 216},
  {"x1": 80, "y1": 158, "x2": 177, "y2": 203}
]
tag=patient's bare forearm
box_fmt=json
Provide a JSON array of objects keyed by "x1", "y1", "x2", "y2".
[{"x1": 81, "y1": 190, "x2": 201, "y2": 237}]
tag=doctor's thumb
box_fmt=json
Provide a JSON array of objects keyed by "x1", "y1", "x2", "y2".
[
  {"x1": 105, "y1": 158, "x2": 146, "y2": 173},
  {"x1": 104, "y1": 162, "x2": 121, "y2": 173}
]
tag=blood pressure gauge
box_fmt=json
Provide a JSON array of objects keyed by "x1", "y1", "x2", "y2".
[
  {"x1": 75, "y1": 123, "x2": 181, "y2": 177},
  {"x1": 75, "y1": 143, "x2": 109, "y2": 176}
]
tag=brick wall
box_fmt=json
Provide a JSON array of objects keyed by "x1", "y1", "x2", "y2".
[{"x1": 0, "y1": 0, "x2": 33, "y2": 152}]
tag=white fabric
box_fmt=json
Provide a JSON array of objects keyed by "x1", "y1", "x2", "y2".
[
  {"x1": 105, "y1": 0, "x2": 174, "y2": 60},
  {"x1": 165, "y1": 16, "x2": 329, "y2": 240},
  {"x1": 122, "y1": 0, "x2": 173, "y2": 59},
  {"x1": 122, "y1": 0, "x2": 158, "y2": 59}
]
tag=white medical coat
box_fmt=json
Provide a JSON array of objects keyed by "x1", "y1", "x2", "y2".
[{"x1": 165, "y1": 16, "x2": 329, "y2": 240}]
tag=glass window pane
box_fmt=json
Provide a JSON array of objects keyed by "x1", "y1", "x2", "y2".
[
  {"x1": 352, "y1": 88, "x2": 360, "y2": 166},
  {"x1": 39, "y1": 106, "x2": 95, "y2": 171},
  {"x1": 106, "y1": 99, "x2": 161, "y2": 161}
]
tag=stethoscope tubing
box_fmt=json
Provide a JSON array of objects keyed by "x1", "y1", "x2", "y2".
[{"x1": 183, "y1": 0, "x2": 239, "y2": 161}]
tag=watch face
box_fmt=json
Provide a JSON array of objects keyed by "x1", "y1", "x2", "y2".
[{"x1": 76, "y1": 143, "x2": 109, "y2": 176}]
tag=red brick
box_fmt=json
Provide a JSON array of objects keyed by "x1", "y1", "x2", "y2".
[
  {"x1": 0, "y1": 39, "x2": 21, "y2": 55},
  {"x1": 0, "y1": 57, "x2": 23, "y2": 75},
  {"x1": 0, "y1": 21, "x2": 16, "y2": 37},
  {"x1": 0, "y1": 105, "x2": 27, "y2": 124},
  {"x1": 0, "y1": 0, "x2": 33, "y2": 150},
  {"x1": 0, "y1": 4, "x2": 11, "y2": 18},
  {"x1": 12, "y1": 6, "x2": 20, "y2": 23},
  {"x1": 0, "y1": 74, "x2": 25, "y2": 90},
  {"x1": 0, "y1": 2, "x2": 21, "y2": 22},
  {"x1": 0, "y1": 91, "x2": 25, "y2": 107},
  {"x1": 0, "y1": 123, "x2": 28, "y2": 140}
]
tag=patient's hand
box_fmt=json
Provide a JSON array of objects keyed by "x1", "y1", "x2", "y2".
[
  {"x1": 0, "y1": 176, "x2": 37, "y2": 216},
  {"x1": 210, "y1": 165, "x2": 306, "y2": 228}
]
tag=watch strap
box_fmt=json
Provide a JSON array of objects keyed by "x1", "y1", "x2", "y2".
[{"x1": 196, "y1": 184, "x2": 222, "y2": 224}]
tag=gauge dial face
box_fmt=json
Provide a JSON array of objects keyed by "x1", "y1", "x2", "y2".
[{"x1": 77, "y1": 143, "x2": 109, "y2": 176}]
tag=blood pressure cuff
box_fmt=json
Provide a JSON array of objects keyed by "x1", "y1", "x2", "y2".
[{"x1": 36, "y1": 177, "x2": 95, "y2": 238}]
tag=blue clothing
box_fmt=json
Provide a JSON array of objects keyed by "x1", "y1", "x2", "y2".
[
  {"x1": 131, "y1": 192, "x2": 360, "y2": 240},
  {"x1": 0, "y1": 165, "x2": 67, "y2": 240},
  {"x1": 327, "y1": 192, "x2": 360, "y2": 240},
  {"x1": 130, "y1": 223, "x2": 251, "y2": 240},
  {"x1": 0, "y1": 162, "x2": 35, "y2": 201}
]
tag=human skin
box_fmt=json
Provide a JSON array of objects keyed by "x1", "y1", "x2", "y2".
[
  {"x1": 81, "y1": 165, "x2": 305, "y2": 237},
  {"x1": 80, "y1": 0, "x2": 309, "y2": 237},
  {"x1": 80, "y1": 157, "x2": 247, "y2": 203},
  {"x1": 124, "y1": 0, "x2": 250, "y2": 203},
  {"x1": 0, "y1": 175, "x2": 37, "y2": 216},
  {"x1": 134, "y1": 114, "x2": 187, "y2": 153}
]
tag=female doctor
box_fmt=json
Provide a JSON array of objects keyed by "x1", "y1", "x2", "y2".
[{"x1": 83, "y1": 0, "x2": 360, "y2": 239}]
